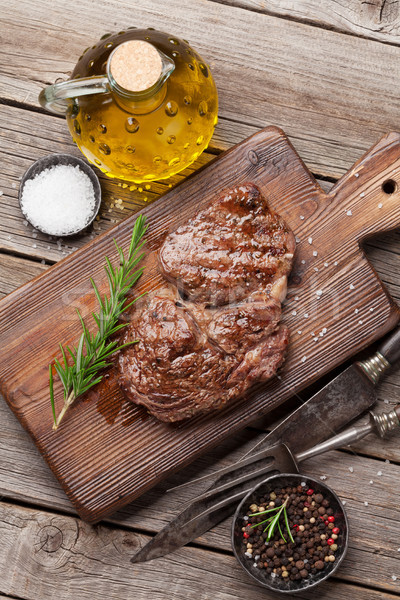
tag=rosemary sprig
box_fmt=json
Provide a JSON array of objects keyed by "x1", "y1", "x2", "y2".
[
  {"x1": 49, "y1": 215, "x2": 148, "y2": 431},
  {"x1": 249, "y1": 498, "x2": 295, "y2": 543}
]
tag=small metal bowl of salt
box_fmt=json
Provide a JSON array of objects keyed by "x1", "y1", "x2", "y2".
[{"x1": 19, "y1": 154, "x2": 101, "y2": 237}]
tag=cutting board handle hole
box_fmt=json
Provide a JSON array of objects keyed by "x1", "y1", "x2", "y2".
[{"x1": 382, "y1": 179, "x2": 397, "y2": 195}]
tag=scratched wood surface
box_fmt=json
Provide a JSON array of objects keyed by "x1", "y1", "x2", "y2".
[{"x1": 1, "y1": 0, "x2": 400, "y2": 598}]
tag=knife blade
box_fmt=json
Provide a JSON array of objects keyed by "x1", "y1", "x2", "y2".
[{"x1": 131, "y1": 326, "x2": 400, "y2": 563}]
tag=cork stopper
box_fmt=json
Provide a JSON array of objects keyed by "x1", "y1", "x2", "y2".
[{"x1": 110, "y1": 41, "x2": 163, "y2": 92}]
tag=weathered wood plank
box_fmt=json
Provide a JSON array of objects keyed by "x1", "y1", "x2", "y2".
[
  {"x1": 219, "y1": 0, "x2": 400, "y2": 46},
  {"x1": 1, "y1": 499, "x2": 400, "y2": 599},
  {"x1": 0, "y1": 254, "x2": 48, "y2": 299},
  {"x1": 2, "y1": 0, "x2": 400, "y2": 178}
]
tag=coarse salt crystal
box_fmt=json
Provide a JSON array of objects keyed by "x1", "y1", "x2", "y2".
[
  {"x1": 322, "y1": 328, "x2": 327, "y2": 333},
  {"x1": 369, "y1": 480, "x2": 374, "y2": 484},
  {"x1": 313, "y1": 337, "x2": 319, "y2": 342},
  {"x1": 377, "y1": 471, "x2": 382, "y2": 476},
  {"x1": 324, "y1": 262, "x2": 329, "y2": 267},
  {"x1": 349, "y1": 467, "x2": 354, "y2": 473},
  {"x1": 295, "y1": 296, "x2": 299, "y2": 301},
  {"x1": 308, "y1": 237, "x2": 313, "y2": 244},
  {"x1": 313, "y1": 250, "x2": 318, "y2": 257},
  {"x1": 32, "y1": 243, "x2": 37, "y2": 248},
  {"x1": 304, "y1": 313, "x2": 309, "y2": 318},
  {"x1": 243, "y1": 516, "x2": 249, "y2": 521},
  {"x1": 346, "y1": 210, "x2": 352, "y2": 216},
  {"x1": 378, "y1": 203, "x2": 383, "y2": 209},
  {"x1": 314, "y1": 267, "x2": 319, "y2": 272},
  {"x1": 349, "y1": 284, "x2": 355, "y2": 290},
  {"x1": 295, "y1": 236, "x2": 301, "y2": 243},
  {"x1": 0, "y1": 191, "x2": 3, "y2": 196},
  {"x1": 292, "y1": 310, "x2": 297, "y2": 316},
  {"x1": 301, "y1": 259, "x2": 306, "y2": 265},
  {"x1": 320, "y1": 475, "x2": 327, "y2": 480},
  {"x1": 342, "y1": 500, "x2": 346, "y2": 505},
  {"x1": 301, "y1": 356, "x2": 307, "y2": 363},
  {"x1": 297, "y1": 330, "x2": 302, "y2": 335},
  {"x1": 300, "y1": 215, "x2": 305, "y2": 220},
  {"x1": 354, "y1": 309, "x2": 359, "y2": 314},
  {"x1": 301, "y1": 481, "x2": 306, "y2": 486},
  {"x1": 359, "y1": 320, "x2": 363, "y2": 325},
  {"x1": 360, "y1": 192, "x2": 365, "y2": 198},
  {"x1": 354, "y1": 173, "x2": 359, "y2": 178},
  {"x1": 11, "y1": 182, "x2": 16, "y2": 188},
  {"x1": 385, "y1": 459, "x2": 390, "y2": 464},
  {"x1": 392, "y1": 575, "x2": 397, "y2": 581},
  {"x1": 316, "y1": 289, "x2": 323, "y2": 296},
  {"x1": 20, "y1": 165, "x2": 96, "y2": 235},
  {"x1": 364, "y1": 501, "x2": 369, "y2": 506},
  {"x1": 334, "y1": 261, "x2": 338, "y2": 266}
]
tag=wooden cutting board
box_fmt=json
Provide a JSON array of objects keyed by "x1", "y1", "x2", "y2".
[{"x1": 1, "y1": 127, "x2": 400, "y2": 523}]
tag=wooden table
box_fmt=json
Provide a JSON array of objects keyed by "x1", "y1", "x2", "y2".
[{"x1": 1, "y1": 1, "x2": 400, "y2": 598}]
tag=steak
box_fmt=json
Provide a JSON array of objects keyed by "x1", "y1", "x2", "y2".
[{"x1": 118, "y1": 183, "x2": 295, "y2": 422}]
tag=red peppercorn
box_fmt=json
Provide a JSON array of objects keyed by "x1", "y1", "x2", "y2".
[
  {"x1": 243, "y1": 532, "x2": 250, "y2": 538},
  {"x1": 306, "y1": 489, "x2": 314, "y2": 496},
  {"x1": 327, "y1": 538, "x2": 334, "y2": 545},
  {"x1": 327, "y1": 516, "x2": 335, "y2": 523},
  {"x1": 304, "y1": 502, "x2": 310, "y2": 507},
  {"x1": 325, "y1": 521, "x2": 329, "y2": 526},
  {"x1": 332, "y1": 527, "x2": 340, "y2": 534}
]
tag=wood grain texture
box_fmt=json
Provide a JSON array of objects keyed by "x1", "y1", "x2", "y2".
[
  {"x1": 1, "y1": 495, "x2": 400, "y2": 599},
  {"x1": 1, "y1": 127, "x2": 400, "y2": 523},
  {"x1": 220, "y1": 0, "x2": 400, "y2": 45},
  {"x1": 0, "y1": 254, "x2": 48, "y2": 299},
  {"x1": 2, "y1": 0, "x2": 400, "y2": 179}
]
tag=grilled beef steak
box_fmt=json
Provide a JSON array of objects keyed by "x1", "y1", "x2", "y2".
[{"x1": 118, "y1": 183, "x2": 295, "y2": 422}]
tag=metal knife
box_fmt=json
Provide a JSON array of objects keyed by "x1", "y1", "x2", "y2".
[{"x1": 131, "y1": 326, "x2": 400, "y2": 563}]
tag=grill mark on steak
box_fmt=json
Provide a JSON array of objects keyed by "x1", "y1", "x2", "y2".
[{"x1": 118, "y1": 183, "x2": 295, "y2": 422}]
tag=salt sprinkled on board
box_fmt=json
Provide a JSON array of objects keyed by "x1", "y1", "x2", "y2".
[
  {"x1": 348, "y1": 466, "x2": 354, "y2": 473},
  {"x1": 20, "y1": 165, "x2": 96, "y2": 235},
  {"x1": 346, "y1": 210, "x2": 352, "y2": 216},
  {"x1": 308, "y1": 237, "x2": 313, "y2": 244}
]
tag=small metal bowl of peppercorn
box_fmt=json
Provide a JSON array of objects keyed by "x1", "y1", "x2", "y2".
[{"x1": 232, "y1": 473, "x2": 349, "y2": 594}]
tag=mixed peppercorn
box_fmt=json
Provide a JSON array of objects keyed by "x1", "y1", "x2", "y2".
[{"x1": 241, "y1": 483, "x2": 340, "y2": 582}]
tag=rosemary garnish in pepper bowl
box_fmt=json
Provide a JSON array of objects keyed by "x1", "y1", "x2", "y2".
[
  {"x1": 249, "y1": 498, "x2": 295, "y2": 543},
  {"x1": 49, "y1": 214, "x2": 147, "y2": 430}
]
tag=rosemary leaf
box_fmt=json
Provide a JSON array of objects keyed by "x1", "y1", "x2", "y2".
[{"x1": 49, "y1": 215, "x2": 147, "y2": 431}]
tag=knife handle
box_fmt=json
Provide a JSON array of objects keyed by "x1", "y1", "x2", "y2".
[
  {"x1": 358, "y1": 326, "x2": 400, "y2": 384},
  {"x1": 377, "y1": 326, "x2": 400, "y2": 366}
]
